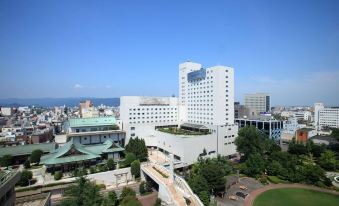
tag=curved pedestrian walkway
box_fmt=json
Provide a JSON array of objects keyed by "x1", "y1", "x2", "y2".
[{"x1": 243, "y1": 183, "x2": 339, "y2": 206}]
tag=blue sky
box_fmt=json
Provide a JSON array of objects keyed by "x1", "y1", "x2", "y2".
[{"x1": 0, "y1": 0, "x2": 338, "y2": 106}]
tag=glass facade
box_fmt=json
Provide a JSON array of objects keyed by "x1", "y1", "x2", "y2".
[{"x1": 187, "y1": 68, "x2": 206, "y2": 82}]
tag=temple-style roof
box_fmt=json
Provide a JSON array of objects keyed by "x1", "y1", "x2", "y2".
[
  {"x1": 40, "y1": 139, "x2": 124, "y2": 165},
  {"x1": 0, "y1": 143, "x2": 56, "y2": 157},
  {"x1": 69, "y1": 117, "x2": 116, "y2": 128}
]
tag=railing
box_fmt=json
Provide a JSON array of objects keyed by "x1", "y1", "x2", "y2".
[
  {"x1": 174, "y1": 174, "x2": 204, "y2": 206},
  {"x1": 156, "y1": 164, "x2": 204, "y2": 206},
  {"x1": 0, "y1": 170, "x2": 14, "y2": 186},
  {"x1": 141, "y1": 163, "x2": 178, "y2": 206}
]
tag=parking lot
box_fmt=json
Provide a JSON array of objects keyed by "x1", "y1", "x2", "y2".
[{"x1": 216, "y1": 177, "x2": 263, "y2": 206}]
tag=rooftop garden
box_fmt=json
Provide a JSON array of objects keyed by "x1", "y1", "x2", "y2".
[{"x1": 157, "y1": 127, "x2": 211, "y2": 136}]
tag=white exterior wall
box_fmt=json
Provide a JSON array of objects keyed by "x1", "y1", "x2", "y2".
[
  {"x1": 315, "y1": 103, "x2": 339, "y2": 130},
  {"x1": 183, "y1": 65, "x2": 234, "y2": 125},
  {"x1": 154, "y1": 124, "x2": 237, "y2": 166},
  {"x1": 71, "y1": 133, "x2": 123, "y2": 145},
  {"x1": 1, "y1": 107, "x2": 12, "y2": 116},
  {"x1": 120, "y1": 96, "x2": 179, "y2": 144}
]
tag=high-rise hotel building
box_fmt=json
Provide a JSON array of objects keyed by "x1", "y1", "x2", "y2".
[
  {"x1": 120, "y1": 61, "x2": 238, "y2": 166},
  {"x1": 179, "y1": 61, "x2": 234, "y2": 126}
]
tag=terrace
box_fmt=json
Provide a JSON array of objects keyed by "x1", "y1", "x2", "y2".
[{"x1": 157, "y1": 123, "x2": 211, "y2": 136}]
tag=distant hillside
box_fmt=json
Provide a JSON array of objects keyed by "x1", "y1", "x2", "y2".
[{"x1": 0, "y1": 98, "x2": 120, "y2": 107}]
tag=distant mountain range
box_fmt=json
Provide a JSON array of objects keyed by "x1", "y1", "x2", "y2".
[{"x1": 0, "y1": 98, "x2": 120, "y2": 107}]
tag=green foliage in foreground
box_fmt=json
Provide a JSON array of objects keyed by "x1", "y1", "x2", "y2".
[
  {"x1": 253, "y1": 188, "x2": 339, "y2": 206},
  {"x1": 58, "y1": 176, "x2": 142, "y2": 206}
]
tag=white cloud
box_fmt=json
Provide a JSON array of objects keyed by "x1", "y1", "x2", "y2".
[{"x1": 73, "y1": 84, "x2": 83, "y2": 89}]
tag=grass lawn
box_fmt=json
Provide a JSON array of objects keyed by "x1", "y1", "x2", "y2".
[
  {"x1": 267, "y1": 176, "x2": 289, "y2": 184},
  {"x1": 253, "y1": 188, "x2": 339, "y2": 206}
]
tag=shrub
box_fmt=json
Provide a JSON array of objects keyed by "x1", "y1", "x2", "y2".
[
  {"x1": 19, "y1": 170, "x2": 33, "y2": 186},
  {"x1": 30, "y1": 149, "x2": 43, "y2": 165},
  {"x1": 154, "y1": 198, "x2": 162, "y2": 206},
  {"x1": 120, "y1": 187, "x2": 136, "y2": 200},
  {"x1": 131, "y1": 160, "x2": 140, "y2": 178},
  {"x1": 54, "y1": 171, "x2": 63, "y2": 180},
  {"x1": 139, "y1": 181, "x2": 146, "y2": 195},
  {"x1": 90, "y1": 166, "x2": 97, "y2": 174},
  {"x1": 107, "y1": 158, "x2": 115, "y2": 170},
  {"x1": 24, "y1": 159, "x2": 31, "y2": 169},
  {"x1": 97, "y1": 183, "x2": 106, "y2": 190}
]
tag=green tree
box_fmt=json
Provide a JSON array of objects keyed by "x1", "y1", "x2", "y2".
[
  {"x1": 267, "y1": 160, "x2": 283, "y2": 176},
  {"x1": 243, "y1": 153, "x2": 265, "y2": 177},
  {"x1": 153, "y1": 198, "x2": 162, "y2": 206},
  {"x1": 0, "y1": 155, "x2": 13, "y2": 167},
  {"x1": 19, "y1": 170, "x2": 33, "y2": 186},
  {"x1": 235, "y1": 126, "x2": 278, "y2": 160},
  {"x1": 121, "y1": 153, "x2": 137, "y2": 168},
  {"x1": 303, "y1": 164, "x2": 325, "y2": 184},
  {"x1": 102, "y1": 191, "x2": 118, "y2": 206},
  {"x1": 58, "y1": 176, "x2": 102, "y2": 206},
  {"x1": 106, "y1": 158, "x2": 115, "y2": 170},
  {"x1": 131, "y1": 160, "x2": 141, "y2": 178},
  {"x1": 145, "y1": 181, "x2": 153, "y2": 192},
  {"x1": 198, "y1": 191, "x2": 210, "y2": 206},
  {"x1": 120, "y1": 196, "x2": 141, "y2": 206},
  {"x1": 30, "y1": 149, "x2": 43, "y2": 165},
  {"x1": 125, "y1": 137, "x2": 148, "y2": 161},
  {"x1": 319, "y1": 150, "x2": 337, "y2": 171},
  {"x1": 200, "y1": 161, "x2": 226, "y2": 194},
  {"x1": 120, "y1": 187, "x2": 136, "y2": 201},
  {"x1": 288, "y1": 139, "x2": 307, "y2": 155},
  {"x1": 24, "y1": 159, "x2": 31, "y2": 169},
  {"x1": 188, "y1": 175, "x2": 209, "y2": 195},
  {"x1": 139, "y1": 181, "x2": 146, "y2": 195},
  {"x1": 331, "y1": 128, "x2": 339, "y2": 141}
]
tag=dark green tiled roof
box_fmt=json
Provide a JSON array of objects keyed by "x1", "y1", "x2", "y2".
[
  {"x1": 0, "y1": 143, "x2": 56, "y2": 157},
  {"x1": 40, "y1": 139, "x2": 124, "y2": 165}
]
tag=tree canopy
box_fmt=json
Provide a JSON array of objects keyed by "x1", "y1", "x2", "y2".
[
  {"x1": 30, "y1": 149, "x2": 44, "y2": 165},
  {"x1": 125, "y1": 137, "x2": 148, "y2": 161},
  {"x1": 235, "y1": 126, "x2": 280, "y2": 160}
]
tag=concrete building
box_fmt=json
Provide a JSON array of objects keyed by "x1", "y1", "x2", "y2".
[
  {"x1": 235, "y1": 117, "x2": 283, "y2": 141},
  {"x1": 179, "y1": 61, "x2": 234, "y2": 125},
  {"x1": 295, "y1": 128, "x2": 316, "y2": 144},
  {"x1": 79, "y1": 100, "x2": 94, "y2": 118},
  {"x1": 120, "y1": 61, "x2": 238, "y2": 167},
  {"x1": 0, "y1": 107, "x2": 13, "y2": 116},
  {"x1": 120, "y1": 96, "x2": 179, "y2": 145},
  {"x1": 67, "y1": 117, "x2": 126, "y2": 145},
  {"x1": 244, "y1": 93, "x2": 270, "y2": 114},
  {"x1": 0, "y1": 170, "x2": 21, "y2": 206},
  {"x1": 234, "y1": 102, "x2": 257, "y2": 119},
  {"x1": 314, "y1": 103, "x2": 339, "y2": 131}
]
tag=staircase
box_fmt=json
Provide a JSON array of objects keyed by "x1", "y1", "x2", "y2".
[{"x1": 141, "y1": 162, "x2": 203, "y2": 206}]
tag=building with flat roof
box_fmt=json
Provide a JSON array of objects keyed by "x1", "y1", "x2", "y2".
[
  {"x1": 0, "y1": 170, "x2": 21, "y2": 206},
  {"x1": 79, "y1": 100, "x2": 94, "y2": 118},
  {"x1": 295, "y1": 128, "x2": 316, "y2": 143},
  {"x1": 235, "y1": 117, "x2": 283, "y2": 141},
  {"x1": 314, "y1": 102, "x2": 339, "y2": 131},
  {"x1": 67, "y1": 116, "x2": 125, "y2": 146},
  {"x1": 244, "y1": 93, "x2": 270, "y2": 114}
]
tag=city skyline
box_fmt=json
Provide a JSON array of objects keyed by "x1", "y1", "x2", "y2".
[{"x1": 1, "y1": 0, "x2": 339, "y2": 106}]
